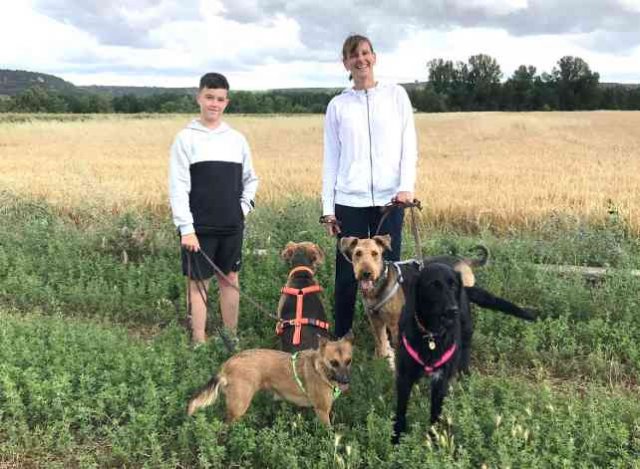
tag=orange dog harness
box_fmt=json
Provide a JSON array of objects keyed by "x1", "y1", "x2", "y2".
[{"x1": 276, "y1": 267, "x2": 330, "y2": 345}]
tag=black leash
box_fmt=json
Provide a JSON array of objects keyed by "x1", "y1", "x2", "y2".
[{"x1": 187, "y1": 247, "x2": 280, "y2": 321}]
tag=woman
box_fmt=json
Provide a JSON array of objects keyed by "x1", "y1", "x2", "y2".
[{"x1": 321, "y1": 34, "x2": 418, "y2": 338}]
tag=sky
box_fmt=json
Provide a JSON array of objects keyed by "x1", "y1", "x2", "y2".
[{"x1": 1, "y1": 0, "x2": 639, "y2": 90}]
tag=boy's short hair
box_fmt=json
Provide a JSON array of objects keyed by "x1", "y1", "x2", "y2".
[{"x1": 199, "y1": 73, "x2": 230, "y2": 91}]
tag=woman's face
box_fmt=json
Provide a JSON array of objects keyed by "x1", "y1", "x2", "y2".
[{"x1": 343, "y1": 40, "x2": 376, "y2": 83}]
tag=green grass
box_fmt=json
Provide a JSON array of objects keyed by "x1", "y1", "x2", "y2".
[{"x1": 1, "y1": 192, "x2": 639, "y2": 467}]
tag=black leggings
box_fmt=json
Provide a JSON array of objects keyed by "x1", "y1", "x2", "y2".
[{"x1": 333, "y1": 204, "x2": 403, "y2": 338}]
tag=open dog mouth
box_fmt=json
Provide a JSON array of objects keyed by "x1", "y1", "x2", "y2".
[
  {"x1": 332, "y1": 374, "x2": 350, "y2": 392},
  {"x1": 358, "y1": 278, "x2": 376, "y2": 294}
]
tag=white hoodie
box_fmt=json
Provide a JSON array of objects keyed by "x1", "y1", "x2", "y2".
[{"x1": 322, "y1": 83, "x2": 418, "y2": 216}]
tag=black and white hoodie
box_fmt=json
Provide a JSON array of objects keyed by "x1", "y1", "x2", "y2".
[{"x1": 169, "y1": 119, "x2": 259, "y2": 236}]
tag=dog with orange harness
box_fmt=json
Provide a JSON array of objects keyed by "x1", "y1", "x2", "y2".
[{"x1": 276, "y1": 242, "x2": 331, "y2": 353}]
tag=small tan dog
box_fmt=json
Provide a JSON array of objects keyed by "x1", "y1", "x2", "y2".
[
  {"x1": 187, "y1": 332, "x2": 354, "y2": 425},
  {"x1": 340, "y1": 235, "x2": 485, "y2": 368}
]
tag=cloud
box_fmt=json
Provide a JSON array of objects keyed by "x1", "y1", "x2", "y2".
[
  {"x1": 575, "y1": 30, "x2": 640, "y2": 54},
  {"x1": 26, "y1": 0, "x2": 640, "y2": 65},
  {"x1": 3, "y1": 1, "x2": 640, "y2": 88},
  {"x1": 32, "y1": 0, "x2": 200, "y2": 47},
  {"x1": 215, "y1": 0, "x2": 640, "y2": 54}
]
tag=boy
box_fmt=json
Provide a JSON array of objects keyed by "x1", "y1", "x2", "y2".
[{"x1": 169, "y1": 72, "x2": 258, "y2": 345}]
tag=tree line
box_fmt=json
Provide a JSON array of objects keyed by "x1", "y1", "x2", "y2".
[
  {"x1": 0, "y1": 86, "x2": 337, "y2": 114},
  {"x1": 408, "y1": 55, "x2": 640, "y2": 112},
  {"x1": 1, "y1": 55, "x2": 639, "y2": 114}
]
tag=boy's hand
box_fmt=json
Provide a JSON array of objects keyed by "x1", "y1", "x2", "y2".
[{"x1": 181, "y1": 233, "x2": 200, "y2": 252}]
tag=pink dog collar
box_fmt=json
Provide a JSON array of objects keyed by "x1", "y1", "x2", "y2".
[{"x1": 402, "y1": 334, "x2": 457, "y2": 375}]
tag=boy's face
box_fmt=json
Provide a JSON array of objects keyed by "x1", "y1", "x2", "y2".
[{"x1": 197, "y1": 87, "x2": 229, "y2": 125}]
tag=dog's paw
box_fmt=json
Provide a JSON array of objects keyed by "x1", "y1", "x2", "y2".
[
  {"x1": 385, "y1": 348, "x2": 396, "y2": 371},
  {"x1": 522, "y1": 308, "x2": 539, "y2": 321}
]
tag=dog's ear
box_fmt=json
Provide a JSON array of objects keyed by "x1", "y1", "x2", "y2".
[
  {"x1": 281, "y1": 242, "x2": 297, "y2": 263},
  {"x1": 455, "y1": 270, "x2": 465, "y2": 305},
  {"x1": 373, "y1": 234, "x2": 392, "y2": 252},
  {"x1": 414, "y1": 277, "x2": 423, "y2": 309},
  {"x1": 341, "y1": 329, "x2": 354, "y2": 344},
  {"x1": 317, "y1": 334, "x2": 329, "y2": 350},
  {"x1": 311, "y1": 244, "x2": 325, "y2": 266},
  {"x1": 339, "y1": 237, "x2": 359, "y2": 258}
]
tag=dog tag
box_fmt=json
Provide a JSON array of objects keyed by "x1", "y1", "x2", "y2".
[{"x1": 428, "y1": 340, "x2": 436, "y2": 350}]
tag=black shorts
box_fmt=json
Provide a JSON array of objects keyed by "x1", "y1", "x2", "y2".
[{"x1": 181, "y1": 232, "x2": 243, "y2": 280}]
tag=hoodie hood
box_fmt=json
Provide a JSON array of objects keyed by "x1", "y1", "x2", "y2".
[
  {"x1": 186, "y1": 119, "x2": 231, "y2": 134},
  {"x1": 341, "y1": 82, "x2": 383, "y2": 97}
]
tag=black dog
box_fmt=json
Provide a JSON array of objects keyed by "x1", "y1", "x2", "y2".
[
  {"x1": 392, "y1": 262, "x2": 473, "y2": 444},
  {"x1": 276, "y1": 242, "x2": 331, "y2": 353},
  {"x1": 392, "y1": 260, "x2": 538, "y2": 443}
]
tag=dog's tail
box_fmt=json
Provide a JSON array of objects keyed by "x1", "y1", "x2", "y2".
[
  {"x1": 187, "y1": 374, "x2": 227, "y2": 416},
  {"x1": 466, "y1": 286, "x2": 537, "y2": 321},
  {"x1": 465, "y1": 245, "x2": 490, "y2": 268}
]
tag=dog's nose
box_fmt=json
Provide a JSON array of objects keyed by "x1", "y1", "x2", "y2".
[
  {"x1": 337, "y1": 375, "x2": 350, "y2": 385},
  {"x1": 361, "y1": 271, "x2": 372, "y2": 279}
]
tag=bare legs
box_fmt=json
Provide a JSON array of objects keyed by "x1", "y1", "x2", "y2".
[{"x1": 188, "y1": 271, "x2": 239, "y2": 343}]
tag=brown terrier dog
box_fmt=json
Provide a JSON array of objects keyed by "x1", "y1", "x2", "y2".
[
  {"x1": 277, "y1": 242, "x2": 331, "y2": 352},
  {"x1": 187, "y1": 332, "x2": 354, "y2": 425}
]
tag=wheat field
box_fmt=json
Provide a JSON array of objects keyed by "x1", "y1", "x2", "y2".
[{"x1": 1, "y1": 111, "x2": 638, "y2": 233}]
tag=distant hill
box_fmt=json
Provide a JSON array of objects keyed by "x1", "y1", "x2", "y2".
[
  {"x1": 600, "y1": 82, "x2": 640, "y2": 89},
  {"x1": 79, "y1": 85, "x2": 198, "y2": 97},
  {"x1": 0, "y1": 69, "x2": 77, "y2": 96},
  {"x1": 0, "y1": 69, "x2": 431, "y2": 98},
  {"x1": 1, "y1": 69, "x2": 638, "y2": 99},
  {"x1": 80, "y1": 85, "x2": 344, "y2": 97},
  {"x1": 80, "y1": 81, "x2": 427, "y2": 96}
]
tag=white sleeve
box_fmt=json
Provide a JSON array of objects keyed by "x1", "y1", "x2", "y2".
[
  {"x1": 168, "y1": 133, "x2": 194, "y2": 235},
  {"x1": 322, "y1": 100, "x2": 340, "y2": 216},
  {"x1": 397, "y1": 87, "x2": 418, "y2": 193},
  {"x1": 240, "y1": 136, "x2": 259, "y2": 216}
]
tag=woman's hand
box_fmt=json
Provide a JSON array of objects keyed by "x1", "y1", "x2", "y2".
[
  {"x1": 393, "y1": 191, "x2": 414, "y2": 204},
  {"x1": 321, "y1": 215, "x2": 341, "y2": 237}
]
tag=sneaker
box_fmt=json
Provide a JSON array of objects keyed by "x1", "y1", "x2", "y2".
[
  {"x1": 214, "y1": 330, "x2": 240, "y2": 353},
  {"x1": 229, "y1": 335, "x2": 241, "y2": 351},
  {"x1": 191, "y1": 340, "x2": 206, "y2": 350}
]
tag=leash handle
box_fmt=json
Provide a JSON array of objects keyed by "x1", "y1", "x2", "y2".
[
  {"x1": 374, "y1": 198, "x2": 424, "y2": 260},
  {"x1": 319, "y1": 215, "x2": 342, "y2": 227},
  {"x1": 381, "y1": 198, "x2": 422, "y2": 213},
  {"x1": 375, "y1": 198, "x2": 423, "y2": 233}
]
